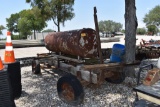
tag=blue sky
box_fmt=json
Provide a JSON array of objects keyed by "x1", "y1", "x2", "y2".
[{"x1": 0, "y1": 0, "x2": 159, "y2": 38}]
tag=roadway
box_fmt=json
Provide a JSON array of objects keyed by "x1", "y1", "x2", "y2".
[{"x1": 0, "y1": 39, "x2": 45, "y2": 49}]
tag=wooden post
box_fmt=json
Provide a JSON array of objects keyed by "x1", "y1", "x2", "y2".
[
  {"x1": 94, "y1": 7, "x2": 103, "y2": 64},
  {"x1": 125, "y1": 0, "x2": 137, "y2": 63},
  {"x1": 124, "y1": 0, "x2": 138, "y2": 77}
]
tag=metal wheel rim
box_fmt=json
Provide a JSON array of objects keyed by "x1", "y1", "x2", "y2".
[{"x1": 61, "y1": 82, "x2": 74, "y2": 102}]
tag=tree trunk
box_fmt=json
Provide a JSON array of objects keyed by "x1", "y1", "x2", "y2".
[
  {"x1": 124, "y1": 0, "x2": 138, "y2": 77},
  {"x1": 33, "y1": 30, "x2": 36, "y2": 40},
  {"x1": 125, "y1": 0, "x2": 138, "y2": 63},
  {"x1": 57, "y1": 17, "x2": 60, "y2": 32}
]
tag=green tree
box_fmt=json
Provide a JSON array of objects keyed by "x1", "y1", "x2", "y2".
[
  {"x1": 147, "y1": 25, "x2": 158, "y2": 35},
  {"x1": 113, "y1": 22, "x2": 123, "y2": 32},
  {"x1": 98, "y1": 20, "x2": 106, "y2": 33},
  {"x1": 105, "y1": 20, "x2": 113, "y2": 33},
  {"x1": 42, "y1": 29, "x2": 55, "y2": 32},
  {"x1": 6, "y1": 13, "x2": 20, "y2": 34},
  {"x1": 0, "y1": 25, "x2": 6, "y2": 35},
  {"x1": 26, "y1": 0, "x2": 75, "y2": 32},
  {"x1": 18, "y1": 17, "x2": 32, "y2": 39},
  {"x1": 18, "y1": 8, "x2": 47, "y2": 39},
  {"x1": 143, "y1": 5, "x2": 160, "y2": 31},
  {"x1": 136, "y1": 28, "x2": 146, "y2": 35},
  {"x1": 98, "y1": 20, "x2": 123, "y2": 33}
]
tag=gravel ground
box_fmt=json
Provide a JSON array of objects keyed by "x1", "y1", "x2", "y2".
[
  {"x1": 15, "y1": 67, "x2": 139, "y2": 107},
  {"x1": 0, "y1": 47, "x2": 159, "y2": 107},
  {"x1": 14, "y1": 64, "x2": 159, "y2": 107}
]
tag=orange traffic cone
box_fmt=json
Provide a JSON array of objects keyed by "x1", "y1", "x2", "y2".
[
  {"x1": 4, "y1": 31, "x2": 15, "y2": 63},
  {"x1": 0, "y1": 57, "x2": 4, "y2": 70}
]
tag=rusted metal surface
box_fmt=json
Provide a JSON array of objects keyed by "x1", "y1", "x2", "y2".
[
  {"x1": 61, "y1": 82, "x2": 75, "y2": 102},
  {"x1": 44, "y1": 28, "x2": 98, "y2": 58},
  {"x1": 137, "y1": 39, "x2": 160, "y2": 59},
  {"x1": 140, "y1": 39, "x2": 160, "y2": 47}
]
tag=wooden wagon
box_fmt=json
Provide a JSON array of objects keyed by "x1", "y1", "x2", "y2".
[{"x1": 31, "y1": 52, "x2": 140, "y2": 105}]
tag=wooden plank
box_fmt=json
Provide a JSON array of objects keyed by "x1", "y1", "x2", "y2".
[
  {"x1": 56, "y1": 55, "x2": 84, "y2": 63},
  {"x1": 58, "y1": 62, "x2": 98, "y2": 84},
  {"x1": 82, "y1": 61, "x2": 140, "y2": 70},
  {"x1": 82, "y1": 63, "x2": 123, "y2": 70},
  {"x1": 94, "y1": 7, "x2": 103, "y2": 64}
]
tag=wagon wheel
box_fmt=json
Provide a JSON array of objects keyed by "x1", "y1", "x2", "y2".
[
  {"x1": 57, "y1": 74, "x2": 84, "y2": 106},
  {"x1": 32, "y1": 60, "x2": 41, "y2": 74},
  {"x1": 105, "y1": 71, "x2": 125, "y2": 84}
]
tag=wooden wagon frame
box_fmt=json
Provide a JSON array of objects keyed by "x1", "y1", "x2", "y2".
[{"x1": 31, "y1": 52, "x2": 140, "y2": 105}]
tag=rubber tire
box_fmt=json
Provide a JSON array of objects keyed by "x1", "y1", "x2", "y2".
[
  {"x1": 105, "y1": 71, "x2": 125, "y2": 84},
  {"x1": 6, "y1": 61, "x2": 22, "y2": 99},
  {"x1": 32, "y1": 60, "x2": 41, "y2": 74},
  {"x1": 57, "y1": 74, "x2": 84, "y2": 106}
]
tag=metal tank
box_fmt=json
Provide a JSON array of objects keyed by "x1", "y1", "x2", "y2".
[{"x1": 44, "y1": 28, "x2": 98, "y2": 58}]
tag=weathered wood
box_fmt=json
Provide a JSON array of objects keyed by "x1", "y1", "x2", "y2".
[
  {"x1": 94, "y1": 7, "x2": 103, "y2": 64},
  {"x1": 125, "y1": 0, "x2": 137, "y2": 63},
  {"x1": 143, "y1": 68, "x2": 160, "y2": 86},
  {"x1": 82, "y1": 63, "x2": 123, "y2": 70},
  {"x1": 82, "y1": 61, "x2": 140, "y2": 70},
  {"x1": 56, "y1": 55, "x2": 84, "y2": 63},
  {"x1": 125, "y1": 0, "x2": 138, "y2": 77},
  {"x1": 59, "y1": 62, "x2": 98, "y2": 84},
  {"x1": 36, "y1": 53, "x2": 84, "y2": 63}
]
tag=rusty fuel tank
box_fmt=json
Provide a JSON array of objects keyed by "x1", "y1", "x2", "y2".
[{"x1": 44, "y1": 28, "x2": 98, "y2": 58}]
